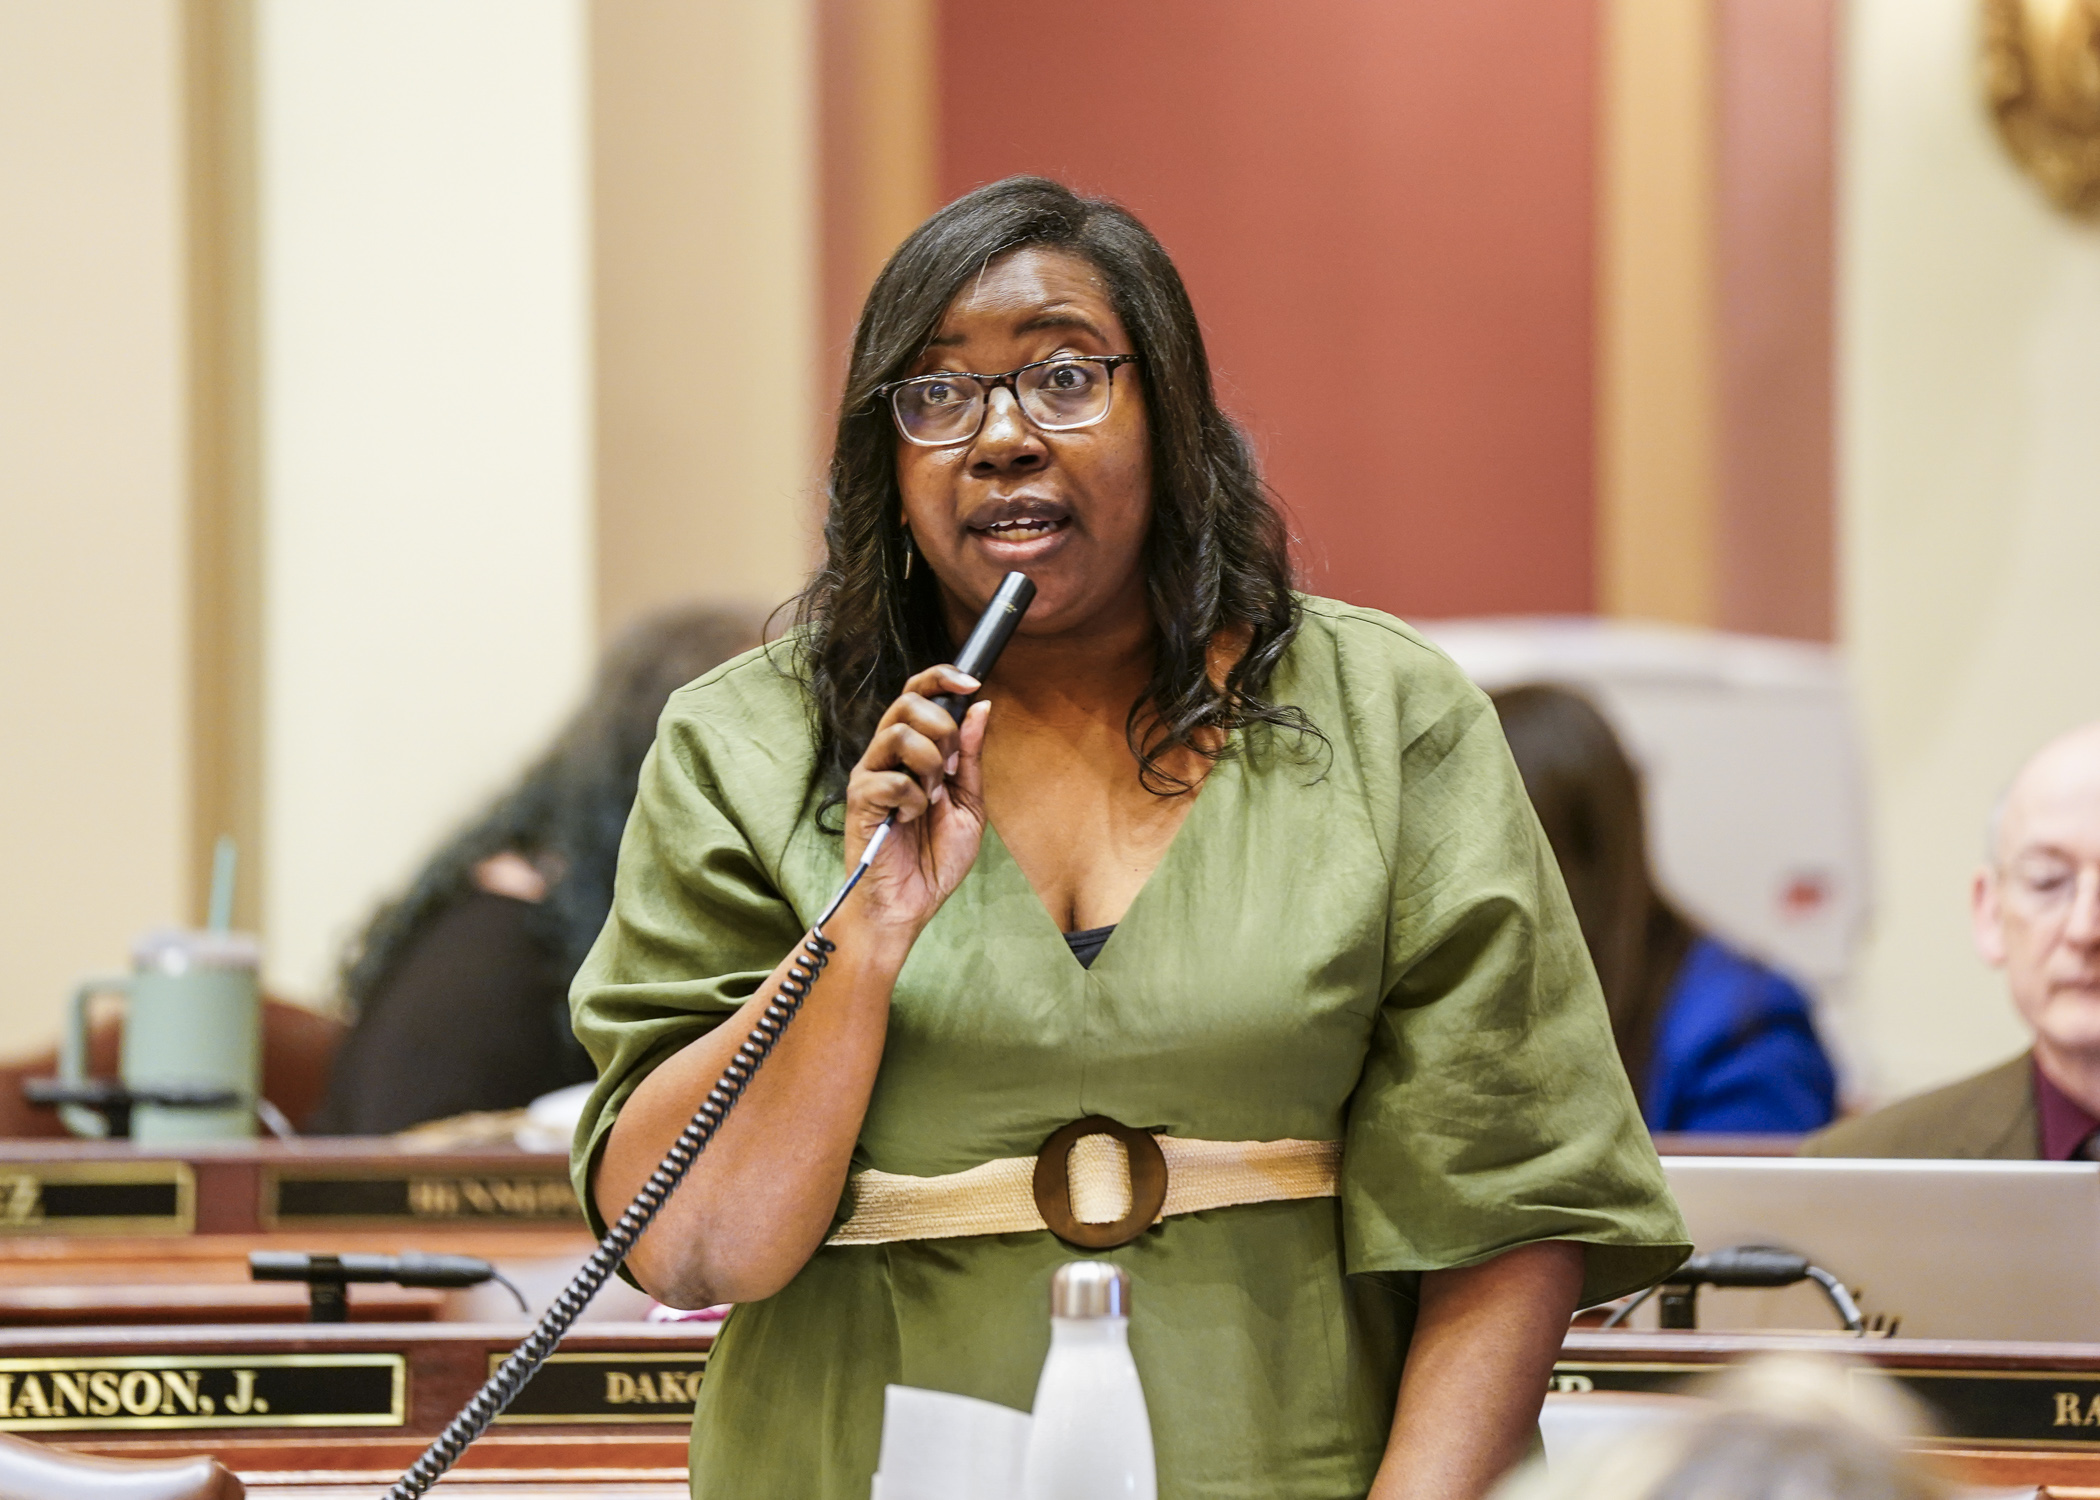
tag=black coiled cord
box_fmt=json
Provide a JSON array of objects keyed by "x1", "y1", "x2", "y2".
[{"x1": 383, "y1": 922, "x2": 843, "y2": 1500}]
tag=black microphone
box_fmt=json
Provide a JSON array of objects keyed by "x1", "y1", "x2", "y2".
[
  {"x1": 1675, "y1": 1246, "x2": 1811, "y2": 1288},
  {"x1": 250, "y1": 1251, "x2": 499, "y2": 1287},
  {"x1": 1600, "y1": 1244, "x2": 1864, "y2": 1332},
  {"x1": 932, "y1": 571, "x2": 1037, "y2": 723},
  {"x1": 250, "y1": 1251, "x2": 529, "y2": 1321}
]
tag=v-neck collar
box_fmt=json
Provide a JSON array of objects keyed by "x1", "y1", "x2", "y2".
[{"x1": 977, "y1": 747, "x2": 1239, "y2": 974}]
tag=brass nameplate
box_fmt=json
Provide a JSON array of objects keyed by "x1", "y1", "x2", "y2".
[
  {"x1": 1554, "y1": 1361, "x2": 2100, "y2": 1450},
  {"x1": 0, "y1": 1354, "x2": 403, "y2": 1432},
  {"x1": 263, "y1": 1166, "x2": 581, "y2": 1228},
  {"x1": 0, "y1": 1161, "x2": 194, "y2": 1237},
  {"x1": 491, "y1": 1351, "x2": 708, "y2": 1425}
]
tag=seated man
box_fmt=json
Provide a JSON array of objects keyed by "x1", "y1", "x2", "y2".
[{"x1": 1803, "y1": 721, "x2": 2100, "y2": 1158}]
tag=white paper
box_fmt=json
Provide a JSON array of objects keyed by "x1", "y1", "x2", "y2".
[{"x1": 872, "y1": 1383, "x2": 1031, "y2": 1500}]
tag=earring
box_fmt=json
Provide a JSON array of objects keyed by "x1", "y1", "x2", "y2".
[{"x1": 901, "y1": 527, "x2": 915, "y2": 580}]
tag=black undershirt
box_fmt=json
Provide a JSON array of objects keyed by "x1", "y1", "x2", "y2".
[{"x1": 1064, "y1": 924, "x2": 1116, "y2": 970}]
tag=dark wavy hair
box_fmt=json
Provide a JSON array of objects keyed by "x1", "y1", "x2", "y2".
[
  {"x1": 336, "y1": 605, "x2": 761, "y2": 1034},
  {"x1": 1491, "y1": 684, "x2": 1696, "y2": 1094},
  {"x1": 791, "y1": 176, "x2": 1314, "y2": 807}
]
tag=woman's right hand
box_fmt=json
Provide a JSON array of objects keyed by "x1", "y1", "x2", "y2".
[{"x1": 842, "y1": 665, "x2": 992, "y2": 939}]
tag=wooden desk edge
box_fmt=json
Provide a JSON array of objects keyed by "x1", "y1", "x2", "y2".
[
  {"x1": 1563, "y1": 1329, "x2": 2100, "y2": 1369},
  {"x1": 0, "y1": 1321, "x2": 706, "y2": 1353}
]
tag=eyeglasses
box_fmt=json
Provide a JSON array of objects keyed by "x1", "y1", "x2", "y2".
[
  {"x1": 875, "y1": 355, "x2": 1139, "y2": 447},
  {"x1": 2000, "y1": 855, "x2": 2100, "y2": 921}
]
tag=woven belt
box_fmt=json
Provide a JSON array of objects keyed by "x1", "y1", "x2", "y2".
[{"x1": 827, "y1": 1114, "x2": 1342, "y2": 1251}]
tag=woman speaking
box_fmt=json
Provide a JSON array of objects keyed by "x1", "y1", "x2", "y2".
[{"x1": 572, "y1": 178, "x2": 1687, "y2": 1500}]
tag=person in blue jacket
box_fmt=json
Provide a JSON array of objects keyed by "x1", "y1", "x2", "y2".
[{"x1": 1491, "y1": 684, "x2": 1837, "y2": 1135}]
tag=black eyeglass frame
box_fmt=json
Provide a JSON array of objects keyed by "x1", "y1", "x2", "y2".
[{"x1": 874, "y1": 354, "x2": 1142, "y2": 448}]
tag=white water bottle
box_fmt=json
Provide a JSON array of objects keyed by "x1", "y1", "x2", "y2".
[{"x1": 1021, "y1": 1262, "x2": 1157, "y2": 1500}]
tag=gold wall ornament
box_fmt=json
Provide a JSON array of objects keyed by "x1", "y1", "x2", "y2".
[{"x1": 1985, "y1": 0, "x2": 2100, "y2": 214}]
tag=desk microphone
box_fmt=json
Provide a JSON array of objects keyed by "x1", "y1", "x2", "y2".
[
  {"x1": 250, "y1": 1250, "x2": 505, "y2": 1288},
  {"x1": 250, "y1": 1251, "x2": 528, "y2": 1322},
  {"x1": 1600, "y1": 1244, "x2": 1865, "y2": 1332},
  {"x1": 1677, "y1": 1246, "x2": 1815, "y2": 1288},
  {"x1": 382, "y1": 572, "x2": 1038, "y2": 1500}
]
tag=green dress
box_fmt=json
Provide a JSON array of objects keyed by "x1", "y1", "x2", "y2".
[{"x1": 570, "y1": 597, "x2": 1688, "y2": 1500}]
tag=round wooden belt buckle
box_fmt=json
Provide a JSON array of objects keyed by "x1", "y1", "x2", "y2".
[{"x1": 1033, "y1": 1115, "x2": 1168, "y2": 1250}]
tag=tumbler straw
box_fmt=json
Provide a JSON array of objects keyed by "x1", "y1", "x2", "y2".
[{"x1": 207, "y1": 835, "x2": 238, "y2": 932}]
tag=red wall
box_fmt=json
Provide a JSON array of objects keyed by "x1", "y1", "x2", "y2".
[{"x1": 937, "y1": 1, "x2": 1599, "y2": 620}]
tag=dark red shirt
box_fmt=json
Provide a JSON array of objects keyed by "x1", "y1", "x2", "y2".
[{"x1": 2035, "y1": 1057, "x2": 2100, "y2": 1161}]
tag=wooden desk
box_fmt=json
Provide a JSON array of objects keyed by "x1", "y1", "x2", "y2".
[
  {"x1": 245, "y1": 1478, "x2": 686, "y2": 1499},
  {"x1": 0, "y1": 1322, "x2": 706, "y2": 1477},
  {"x1": 243, "y1": 1476, "x2": 687, "y2": 1499},
  {"x1": 9, "y1": 1321, "x2": 2100, "y2": 1484},
  {"x1": 0, "y1": 1230, "x2": 619, "y2": 1328},
  {"x1": 0, "y1": 1140, "x2": 646, "y2": 1328},
  {"x1": 0, "y1": 1139, "x2": 583, "y2": 1239},
  {"x1": 1561, "y1": 1329, "x2": 2100, "y2": 1490}
]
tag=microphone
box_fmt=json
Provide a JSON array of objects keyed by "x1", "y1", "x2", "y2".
[
  {"x1": 932, "y1": 571, "x2": 1037, "y2": 723},
  {"x1": 250, "y1": 1250, "x2": 501, "y2": 1287},
  {"x1": 853, "y1": 571, "x2": 1037, "y2": 879},
  {"x1": 1675, "y1": 1246, "x2": 1811, "y2": 1287},
  {"x1": 250, "y1": 1251, "x2": 529, "y2": 1321},
  {"x1": 1600, "y1": 1244, "x2": 1864, "y2": 1332}
]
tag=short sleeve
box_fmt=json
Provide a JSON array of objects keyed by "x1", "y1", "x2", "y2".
[
  {"x1": 566, "y1": 676, "x2": 811, "y2": 1244},
  {"x1": 1335, "y1": 633, "x2": 1689, "y2": 1308}
]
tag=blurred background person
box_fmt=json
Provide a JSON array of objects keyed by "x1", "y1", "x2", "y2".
[
  {"x1": 310, "y1": 605, "x2": 761, "y2": 1134},
  {"x1": 1804, "y1": 721, "x2": 2100, "y2": 1160},
  {"x1": 1501, "y1": 1354, "x2": 1945, "y2": 1500},
  {"x1": 1492, "y1": 685, "x2": 1837, "y2": 1135}
]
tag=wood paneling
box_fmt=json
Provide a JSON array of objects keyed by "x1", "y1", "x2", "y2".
[
  {"x1": 936, "y1": 1, "x2": 1600, "y2": 621},
  {"x1": 183, "y1": 0, "x2": 265, "y2": 932},
  {"x1": 1598, "y1": 0, "x2": 1837, "y2": 639},
  {"x1": 818, "y1": 0, "x2": 936, "y2": 396},
  {"x1": 1597, "y1": 0, "x2": 1721, "y2": 627}
]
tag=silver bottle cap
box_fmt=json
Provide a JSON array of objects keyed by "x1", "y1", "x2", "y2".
[{"x1": 1050, "y1": 1261, "x2": 1129, "y2": 1319}]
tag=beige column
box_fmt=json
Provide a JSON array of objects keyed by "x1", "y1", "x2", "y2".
[
  {"x1": 253, "y1": 0, "x2": 596, "y2": 1002},
  {"x1": 592, "y1": 0, "x2": 822, "y2": 638},
  {"x1": 818, "y1": 0, "x2": 938, "y2": 393},
  {"x1": 186, "y1": 0, "x2": 264, "y2": 937},
  {"x1": 0, "y1": 1, "x2": 194, "y2": 1053},
  {"x1": 1596, "y1": 0, "x2": 1722, "y2": 627}
]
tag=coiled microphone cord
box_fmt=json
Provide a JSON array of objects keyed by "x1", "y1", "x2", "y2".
[
  {"x1": 384, "y1": 571, "x2": 1034, "y2": 1499},
  {"x1": 383, "y1": 822, "x2": 891, "y2": 1500}
]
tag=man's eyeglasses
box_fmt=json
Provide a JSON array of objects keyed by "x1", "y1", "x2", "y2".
[{"x1": 875, "y1": 355, "x2": 1139, "y2": 448}]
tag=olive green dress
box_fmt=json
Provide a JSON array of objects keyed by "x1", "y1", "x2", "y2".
[{"x1": 569, "y1": 597, "x2": 1688, "y2": 1500}]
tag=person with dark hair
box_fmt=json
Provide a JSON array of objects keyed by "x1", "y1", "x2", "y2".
[
  {"x1": 1490, "y1": 684, "x2": 1837, "y2": 1135},
  {"x1": 311, "y1": 606, "x2": 759, "y2": 1134},
  {"x1": 572, "y1": 178, "x2": 1685, "y2": 1500}
]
